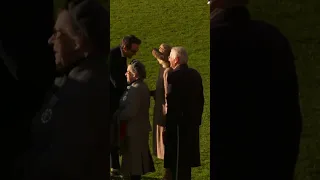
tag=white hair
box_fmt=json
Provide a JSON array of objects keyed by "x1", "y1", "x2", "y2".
[{"x1": 170, "y1": 47, "x2": 188, "y2": 65}]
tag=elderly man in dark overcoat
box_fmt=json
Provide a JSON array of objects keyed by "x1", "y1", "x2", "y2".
[
  {"x1": 210, "y1": 0, "x2": 302, "y2": 180},
  {"x1": 164, "y1": 46, "x2": 204, "y2": 180},
  {"x1": 20, "y1": 0, "x2": 111, "y2": 179}
]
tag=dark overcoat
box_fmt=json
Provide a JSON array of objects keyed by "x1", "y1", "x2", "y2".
[
  {"x1": 164, "y1": 64, "x2": 204, "y2": 169},
  {"x1": 109, "y1": 45, "x2": 127, "y2": 106},
  {"x1": 210, "y1": 6, "x2": 302, "y2": 180},
  {"x1": 0, "y1": 1, "x2": 55, "y2": 178},
  {"x1": 114, "y1": 80, "x2": 155, "y2": 175},
  {"x1": 21, "y1": 54, "x2": 110, "y2": 180},
  {"x1": 109, "y1": 46, "x2": 128, "y2": 147}
]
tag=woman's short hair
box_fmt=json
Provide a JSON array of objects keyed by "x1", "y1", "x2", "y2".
[{"x1": 130, "y1": 59, "x2": 147, "y2": 79}]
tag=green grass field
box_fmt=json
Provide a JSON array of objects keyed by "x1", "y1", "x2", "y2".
[
  {"x1": 109, "y1": 1, "x2": 210, "y2": 179},
  {"x1": 53, "y1": 0, "x2": 320, "y2": 179}
]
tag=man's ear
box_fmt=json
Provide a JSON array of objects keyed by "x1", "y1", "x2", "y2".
[
  {"x1": 174, "y1": 57, "x2": 179, "y2": 64},
  {"x1": 132, "y1": 72, "x2": 137, "y2": 78},
  {"x1": 122, "y1": 45, "x2": 128, "y2": 52}
]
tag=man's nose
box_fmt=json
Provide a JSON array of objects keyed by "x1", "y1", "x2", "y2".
[{"x1": 48, "y1": 35, "x2": 54, "y2": 45}]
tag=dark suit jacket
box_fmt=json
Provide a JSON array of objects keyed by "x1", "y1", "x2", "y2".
[
  {"x1": 109, "y1": 46, "x2": 127, "y2": 116},
  {"x1": 164, "y1": 64, "x2": 204, "y2": 168},
  {"x1": 22, "y1": 54, "x2": 110, "y2": 180},
  {"x1": 210, "y1": 6, "x2": 302, "y2": 180}
]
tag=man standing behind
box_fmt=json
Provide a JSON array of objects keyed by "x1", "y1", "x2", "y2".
[
  {"x1": 109, "y1": 35, "x2": 141, "y2": 177},
  {"x1": 22, "y1": 0, "x2": 110, "y2": 179},
  {"x1": 164, "y1": 47, "x2": 204, "y2": 180}
]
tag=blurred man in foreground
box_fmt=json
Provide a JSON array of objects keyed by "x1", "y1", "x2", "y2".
[
  {"x1": 0, "y1": 1, "x2": 55, "y2": 178},
  {"x1": 21, "y1": 0, "x2": 111, "y2": 179},
  {"x1": 210, "y1": 0, "x2": 302, "y2": 179}
]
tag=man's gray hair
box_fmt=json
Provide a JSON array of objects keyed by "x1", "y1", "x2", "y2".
[
  {"x1": 66, "y1": 0, "x2": 109, "y2": 53},
  {"x1": 171, "y1": 47, "x2": 188, "y2": 65}
]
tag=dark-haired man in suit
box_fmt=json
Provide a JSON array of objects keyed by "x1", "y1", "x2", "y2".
[{"x1": 109, "y1": 35, "x2": 141, "y2": 177}]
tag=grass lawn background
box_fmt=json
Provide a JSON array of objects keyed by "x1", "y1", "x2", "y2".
[
  {"x1": 109, "y1": 1, "x2": 210, "y2": 179},
  {"x1": 53, "y1": 0, "x2": 319, "y2": 179}
]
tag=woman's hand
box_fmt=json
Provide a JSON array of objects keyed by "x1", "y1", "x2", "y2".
[{"x1": 162, "y1": 103, "x2": 167, "y2": 115}]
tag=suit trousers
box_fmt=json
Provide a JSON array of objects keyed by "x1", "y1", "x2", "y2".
[
  {"x1": 110, "y1": 147, "x2": 120, "y2": 169},
  {"x1": 170, "y1": 166, "x2": 191, "y2": 180}
]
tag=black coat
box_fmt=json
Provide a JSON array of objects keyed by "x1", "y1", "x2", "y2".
[
  {"x1": 21, "y1": 55, "x2": 110, "y2": 180},
  {"x1": 109, "y1": 46, "x2": 128, "y2": 147},
  {"x1": 164, "y1": 64, "x2": 204, "y2": 168},
  {"x1": 210, "y1": 7, "x2": 302, "y2": 180},
  {"x1": 0, "y1": 1, "x2": 55, "y2": 178},
  {"x1": 109, "y1": 46, "x2": 127, "y2": 116}
]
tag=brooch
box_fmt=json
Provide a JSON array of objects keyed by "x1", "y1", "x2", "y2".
[{"x1": 41, "y1": 108, "x2": 53, "y2": 124}]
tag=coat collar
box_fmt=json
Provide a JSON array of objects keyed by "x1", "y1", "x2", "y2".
[
  {"x1": 54, "y1": 53, "x2": 106, "y2": 88},
  {"x1": 173, "y1": 64, "x2": 188, "y2": 72},
  {"x1": 119, "y1": 45, "x2": 125, "y2": 58},
  {"x1": 128, "y1": 78, "x2": 143, "y2": 86},
  {"x1": 126, "y1": 79, "x2": 144, "y2": 90}
]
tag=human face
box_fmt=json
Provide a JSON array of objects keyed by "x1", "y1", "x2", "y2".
[
  {"x1": 48, "y1": 10, "x2": 78, "y2": 70},
  {"x1": 125, "y1": 65, "x2": 137, "y2": 83},
  {"x1": 123, "y1": 43, "x2": 140, "y2": 59},
  {"x1": 168, "y1": 51, "x2": 179, "y2": 69}
]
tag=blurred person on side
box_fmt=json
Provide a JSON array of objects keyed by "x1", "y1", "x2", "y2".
[
  {"x1": 0, "y1": 1, "x2": 55, "y2": 178},
  {"x1": 210, "y1": 0, "x2": 302, "y2": 179},
  {"x1": 21, "y1": 0, "x2": 111, "y2": 179}
]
